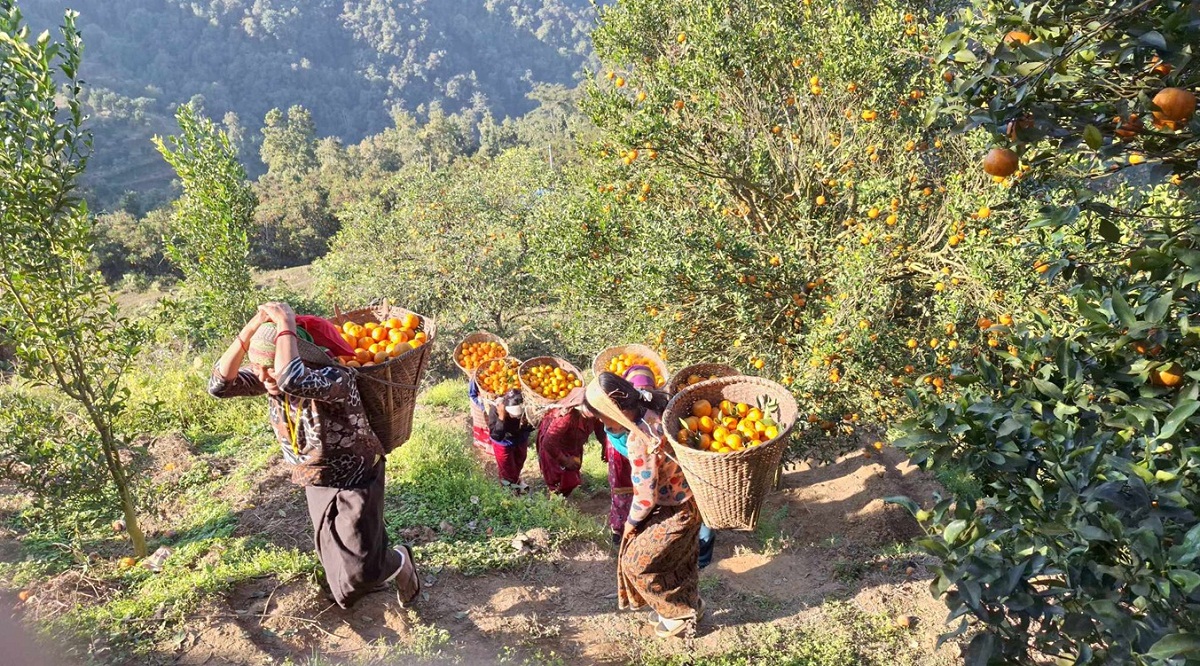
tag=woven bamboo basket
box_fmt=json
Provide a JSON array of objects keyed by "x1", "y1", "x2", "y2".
[
  {"x1": 518, "y1": 356, "x2": 584, "y2": 407},
  {"x1": 667, "y1": 363, "x2": 740, "y2": 396},
  {"x1": 663, "y1": 376, "x2": 798, "y2": 530},
  {"x1": 471, "y1": 356, "x2": 523, "y2": 403},
  {"x1": 453, "y1": 331, "x2": 509, "y2": 376},
  {"x1": 518, "y1": 356, "x2": 582, "y2": 428},
  {"x1": 592, "y1": 344, "x2": 670, "y2": 388},
  {"x1": 330, "y1": 302, "x2": 436, "y2": 453}
]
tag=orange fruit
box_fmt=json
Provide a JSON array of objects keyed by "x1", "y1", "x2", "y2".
[
  {"x1": 371, "y1": 327, "x2": 388, "y2": 342},
  {"x1": 402, "y1": 314, "x2": 420, "y2": 329},
  {"x1": 384, "y1": 317, "x2": 402, "y2": 329},
  {"x1": 1152, "y1": 362, "x2": 1185, "y2": 388},
  {"x1": 1152, "y1": 87, "x2": 1196, "y2": 130},
  {"x1": 1003, "y1": 30, "x2": 1032, "y2": 45},
  {"x1": 374, "y1": 351, "x2": 389, "y2": 364},
  {"x1": 982, "y1": 148, "x2": 1019, "y2": 178},
  {"x1": 712, "y1": 425, "x2": 729, "y2": 442},
  {"x1": 354, "y1": 349, "x2": 371, "y2": 364},
  {"x1": 697, "y1": 416, "x2": 715, "y2": 434},
  {"x1": 725, "y1": 433, "x2": 744, "y2": 450},
  {"x1": 357, "y1": 336, "x2": 373, "y2": 350},
  {"x1": 692, "y1": 399, "x2": 713, "y2": 418}
]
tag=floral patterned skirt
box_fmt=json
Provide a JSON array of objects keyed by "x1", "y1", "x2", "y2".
[{"x1": 617, "y1": 499, "x2": 702, "y2": 620}]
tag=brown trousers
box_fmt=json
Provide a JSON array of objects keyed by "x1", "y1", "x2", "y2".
[{"x1": 305, "y1": 460, "x2": 401, "y2": 608}]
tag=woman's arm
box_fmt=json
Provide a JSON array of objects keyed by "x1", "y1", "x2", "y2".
[
  {"x1": 209, "y1": 311, "x2": 268, "y2": 398},
  {"x1": 625, "y1": 428, "x2": 659, "y2": 529}
]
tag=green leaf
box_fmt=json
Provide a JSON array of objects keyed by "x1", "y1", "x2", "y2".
[
  {"x1": 1148, "y1": 634, "x2": 1200, "y2": 660},
  {"x1": 944, "y1": 519, "x2": 968, "y2": 545},
  {"x1": 1112, "y1": 292, "x2": 1136, "y2": 328},
  {"x1": 884, "y1": 496, "x2": 919, "y2": 516},
  {"x1": 1157, "y1": 400, "x2": 1199, "y2": 441},
  {"x1": 1169, "y1": 570, "x2": 1200, "y2": 594},
  {"x1": 1098, "y1": 219, "x2": 1121, "y2": 243},
  {"x1": 1083, "y1": 124, "x2": 1103, "y2": 150}
]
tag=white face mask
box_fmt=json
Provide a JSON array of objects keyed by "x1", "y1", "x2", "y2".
[{"x1": 505, "y1": 405, "x2": 524, "y2": 417}]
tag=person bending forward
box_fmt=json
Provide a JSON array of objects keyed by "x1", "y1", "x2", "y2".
[{"x1": 209, "y1": 302, "x2": 420, "y2": 609}]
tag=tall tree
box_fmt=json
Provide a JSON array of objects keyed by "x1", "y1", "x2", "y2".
[
  {"x1": 0, "y1": 6, "x2": 147, "y2": 556},
  {"x1": 260, "y1": 105, "x2": 318, "y2": 178},
  {"x1": 155, "y1": 104, "x2": 259, "y2": 344}
]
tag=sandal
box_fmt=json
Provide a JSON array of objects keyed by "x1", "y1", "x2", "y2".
[
  {"x1": 397, "y1": 544, "x2": 421, "y2": 605},
  {"x1": 654, "y1": 599, "x2": 704, "y2": 638}
]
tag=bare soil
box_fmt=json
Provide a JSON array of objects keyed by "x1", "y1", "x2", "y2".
[{"x1": 4, "y1": 413, "x2": 960, "y2": 665}]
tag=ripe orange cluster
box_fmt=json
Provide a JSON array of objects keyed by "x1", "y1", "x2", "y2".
[
  {"x1": 522, "y1": 364, "x2": 583, "y2": 400},
  {"x1": 477, "y1": 357, "x2": 521, "y2": 396},
  {"x1": 681, "y1": 373, "x2": 721, "y2": 388},
  {"x1": 606, "y1": 353, "x2": 665, "y2": 386},
  {"x1": 678, "y1": 399, "x2": 781, "y2": 455},
  {"x1": 456, "y1": 341, "x2": 506, "y2": 370},
  {"x1": 338, "y1": 316, "x2": 426, "y2": 368}
]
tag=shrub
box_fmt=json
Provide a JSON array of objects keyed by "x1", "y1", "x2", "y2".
[
  {"x1": 534, "y1": 0, "x2": 1049, "y2": 462},
  {"x1": 892, "y1": 1, "x2": 1200, "y2": 663}
]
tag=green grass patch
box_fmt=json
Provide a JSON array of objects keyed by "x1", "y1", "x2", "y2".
[
  {"x1": 638, "y1": 602, "x2": 922, "y2": 666},
  {"x1": 578, "y1": 444, "x2": 609, "y2": 494},
  {"x1": 386, "y1": 417, "x2": 604, "y2": 574},
  {"x1": 419, "y1": 379, "x2": 471, "y2": 412},
  {"x1": 58, "y1": 537, "x2": 318, "y2": 650},
  {"x1": 933, "y1": 463, "x2": 982, "y2": 499}
]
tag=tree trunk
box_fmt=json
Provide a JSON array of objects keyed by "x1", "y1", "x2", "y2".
[{"x1": 98, "y1": 430, "x2": 148, "y2": 557}]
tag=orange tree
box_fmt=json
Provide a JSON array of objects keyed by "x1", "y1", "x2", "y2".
[
  {"x1": 890, "y1": 1, "x2": 1200, "y2": 663},
  {"x1": 0, "y1": 7, "x2": 147, "y2": 556},
  {"x1": 315, "y1": 148, "x2": 558, "y2": 370},
  {"x1": 530, "y1": 0, "x2": 1052, "y2": 461}
]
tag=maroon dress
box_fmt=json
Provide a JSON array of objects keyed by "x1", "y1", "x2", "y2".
[{"x1": 535, "y1": 407, "x2": 607, "y2": 496}]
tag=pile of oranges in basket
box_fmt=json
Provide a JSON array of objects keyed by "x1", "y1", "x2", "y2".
[
  {"x1": 522, "y1": 363, "x2": 583, "y2": 401},
  {"x1": 677, "y1": 398, "x2": 782, "y2": 454},
  {"x1": 456, "y1": 340, "x2": 507, "y2": 371},
  {"x1": 477, "y1": 357, "x2": 521, "y2": 396},
  {"x1": 337, "y1": 316, "x2": 426, "y2": 368}
]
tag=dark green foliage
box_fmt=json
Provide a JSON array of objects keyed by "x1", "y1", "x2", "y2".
[
  {"x1": 892, "y1": 1, "x2": 1200, "y2": 664},
  {"x1": 19, "y1": 0, "x2": 598, "y2": 210}
]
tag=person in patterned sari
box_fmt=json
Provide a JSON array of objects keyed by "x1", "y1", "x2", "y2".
[
  {"x1": 209, "y1": 302, "x2": 420, "y2": 609},
  {"x1": 586, "y1": 372, "x2": 704, "y2": 639}
]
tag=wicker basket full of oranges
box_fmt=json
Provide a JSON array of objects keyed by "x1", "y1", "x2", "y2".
[
  {"x1": 593, "y1": 344, "x2": 669, "y2": 387},
  {"x1": 453, "y1": 331, "x2": 509, "y2": 375},
  {"x1": 472, "y1": 356, "x2": 522, "y2": 402},
  {"x1": 519, "y1": 357, "x2": 584, "y2": 406},
  {"x1": 330, "y1": 302, "x2": 435, "y2": 453},
  {"x1": 663, "y1": 376, "x2": 797, "y2": 530}
]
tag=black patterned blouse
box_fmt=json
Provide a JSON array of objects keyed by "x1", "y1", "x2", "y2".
[{"x1": 208, "y1": 357, "x2": 384, "y2": 488}]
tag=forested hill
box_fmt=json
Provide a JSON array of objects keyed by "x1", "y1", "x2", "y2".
[{"x1": 21, "y1": 0, "x2": 597, "y2": 208}]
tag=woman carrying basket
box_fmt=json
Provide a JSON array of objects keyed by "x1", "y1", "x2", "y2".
[
  {"x1": 486, "y1": 389, "x2": 533, "y2": 491},
  {"x1": 209, "y1": 302, "x2": 420, "y2": 609},
  {"x1": 534, "y1": 387, "x2": 608, "y2": 497},
  {"x1": 586, "y1": 372, "x2": 703, "y2": 639},
  {"x1": 602, "y1": 365, "x2": 668, "y2": 548}
]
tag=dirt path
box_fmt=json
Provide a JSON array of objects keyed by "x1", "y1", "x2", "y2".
[
  {"x1": 126, "y1": 439, "x2": 956, "y2": 665},
  {"x1": 1, "y1": 404, "x2": 958, "y2": 665}
]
